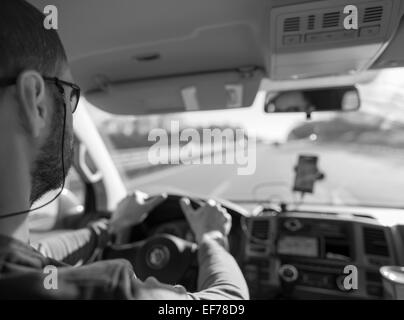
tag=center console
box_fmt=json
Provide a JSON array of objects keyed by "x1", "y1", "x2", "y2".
[{"x1": 242, "y1": 209, "x2": 395, "y2": 299}]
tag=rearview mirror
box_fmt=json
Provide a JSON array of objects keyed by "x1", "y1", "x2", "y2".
[{"x1": 264, "y1": 86, "x2": 360, "y2": 114}]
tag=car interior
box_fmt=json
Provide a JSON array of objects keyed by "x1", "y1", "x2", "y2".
[{"x1": 27, "y1": 0, "x2": 404, "y2": 299}]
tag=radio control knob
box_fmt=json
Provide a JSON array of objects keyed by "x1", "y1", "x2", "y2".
[
  {"x1": 284, "y1": 219, "x2": 302, "y2": 232},
  {"x1": 279, "y1": 264, "x2": 299, "y2": 283},
  {"x1": 336, "y1": 275, "x2": 351, "y2": 292}
]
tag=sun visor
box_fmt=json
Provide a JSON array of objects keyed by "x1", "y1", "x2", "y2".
[{"x1": 84, "y1": 68, "x2": 264, "y2": 116}]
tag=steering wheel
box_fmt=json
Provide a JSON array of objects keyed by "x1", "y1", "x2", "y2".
[
  {"x1": 104, "y1": 233, "x2": 198, "y2": 287},
  {"x1": 102, "y1": 195, "x2": 207, "y2": 289},
  {"x1": 102, "y1": 194, "x2": 245, "y2": 290}
]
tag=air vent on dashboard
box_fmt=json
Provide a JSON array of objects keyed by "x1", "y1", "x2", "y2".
[
  {"x1": 363, "y1": 6, "x2": 383, "y2": 23},
  {"x1": 322, "y1": 11, "x2": 340, "y2": 28},
  {"x1": 363, "y1": 227, "x2": 389, "y2": 257},
  {"x1": 283, "y1": 17, "x2": 300, "y2": 32},
  {"x1": 251, "y1": 219, "x2": 270, "y2": 240}
]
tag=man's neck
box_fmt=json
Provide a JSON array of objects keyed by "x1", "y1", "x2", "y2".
[{"x1": 0, "y1": 133, "x2": 32, "y2": 243}]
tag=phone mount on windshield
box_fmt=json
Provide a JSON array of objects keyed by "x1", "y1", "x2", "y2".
[{"x1": 293, "y1": 154, "x2": 325, "y2": 201}]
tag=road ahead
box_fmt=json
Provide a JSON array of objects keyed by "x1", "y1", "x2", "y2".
[{"x1": 125, "y1": 142, "x2": 404, "y2": 208}]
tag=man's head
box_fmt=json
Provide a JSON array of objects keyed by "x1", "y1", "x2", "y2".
[{"x1": 0, "y1": 0, "x2": 76, "y2": 204}]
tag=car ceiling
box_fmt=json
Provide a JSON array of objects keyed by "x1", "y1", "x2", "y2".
[
  {"x1": 30, "y1": 0, "x2": 269, "y2": 91},
  {"x1": 29, "y1": 0, "x2": 404, "y2": 94}
]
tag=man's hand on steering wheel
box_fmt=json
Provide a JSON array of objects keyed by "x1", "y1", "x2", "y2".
[
  {"x1": 109, "y1": 191, "x2": 167, "y2": 234},
  {"x1": 179, "y1": 197, "x2": 232, "y2": 245},
  {"x1": 103, "y1": 196, "x2": 232, "y2": 286}
]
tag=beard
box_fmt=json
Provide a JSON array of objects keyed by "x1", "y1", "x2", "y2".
[{"x1": 29, "y1": 102, "x2": 74, "y2": 204}]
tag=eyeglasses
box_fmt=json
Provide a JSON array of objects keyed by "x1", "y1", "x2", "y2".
[
  {"x1": 43, "y1": 77, "x2": 80, "y2": 113},
  {"x1": 0, "y1": 76, "x2": 81, "y2": 113}
]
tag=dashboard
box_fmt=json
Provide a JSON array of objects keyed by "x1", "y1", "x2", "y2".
[
  {"x1": 242, "y1": 206, "x2": 404, "y2": 299},
  {"x1": 122, "y1": 195, "x2": 404, "y2": 300}
]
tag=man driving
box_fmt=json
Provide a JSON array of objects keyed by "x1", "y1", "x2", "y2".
[{"x1": 0, "y1": 0, "x2": 248, "y2": 300}]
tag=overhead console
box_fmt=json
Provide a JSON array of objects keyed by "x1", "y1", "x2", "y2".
[{"x1": 267, "y1": 0, "x2": 404, "y2": 80}]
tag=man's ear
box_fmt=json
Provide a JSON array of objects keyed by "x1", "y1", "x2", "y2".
[{"x1": 16, "y1": 70, "x2": 47, "y2": 138}]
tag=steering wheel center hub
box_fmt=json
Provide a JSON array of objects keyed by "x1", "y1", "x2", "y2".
[{"x1": 146, "y1": 245, "x2": 170, "y2": 269}]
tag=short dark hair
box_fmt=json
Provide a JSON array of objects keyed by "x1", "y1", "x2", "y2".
[{"x1": 0, "y1": 0, "x2": 67, "y2": 79}]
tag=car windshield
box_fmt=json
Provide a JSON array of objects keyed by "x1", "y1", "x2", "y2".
[{"x1": 85, "y1": 67, "x2": 404, "y2": 209}]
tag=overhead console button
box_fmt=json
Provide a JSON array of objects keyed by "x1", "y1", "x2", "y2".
[
  {"x1": 359, "y1": 25, "x2": 381, "y2": 37},
  {"x1": 283, "y1": 35, "x2": 301, "y2": 46},
  {"x1": 304, "y1": 30, "x2": 358, "y2": 43},
  {"x1": 304, "y1": 32, "x2": 324, "y2": 43},
  {"x1": 340, "y1": 29, "x2": 357, "y2": 39}
]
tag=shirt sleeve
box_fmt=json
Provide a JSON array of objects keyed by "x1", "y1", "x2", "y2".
[
  {"x1": 186, "y1": 236, "x2": 249, "y2": 300},
  {"x1": 30, "y1": 219, "x2": 110, "y2": 266},
  {"x1": 30, "y1": 224, "x2": 249, "y2": 300}
]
